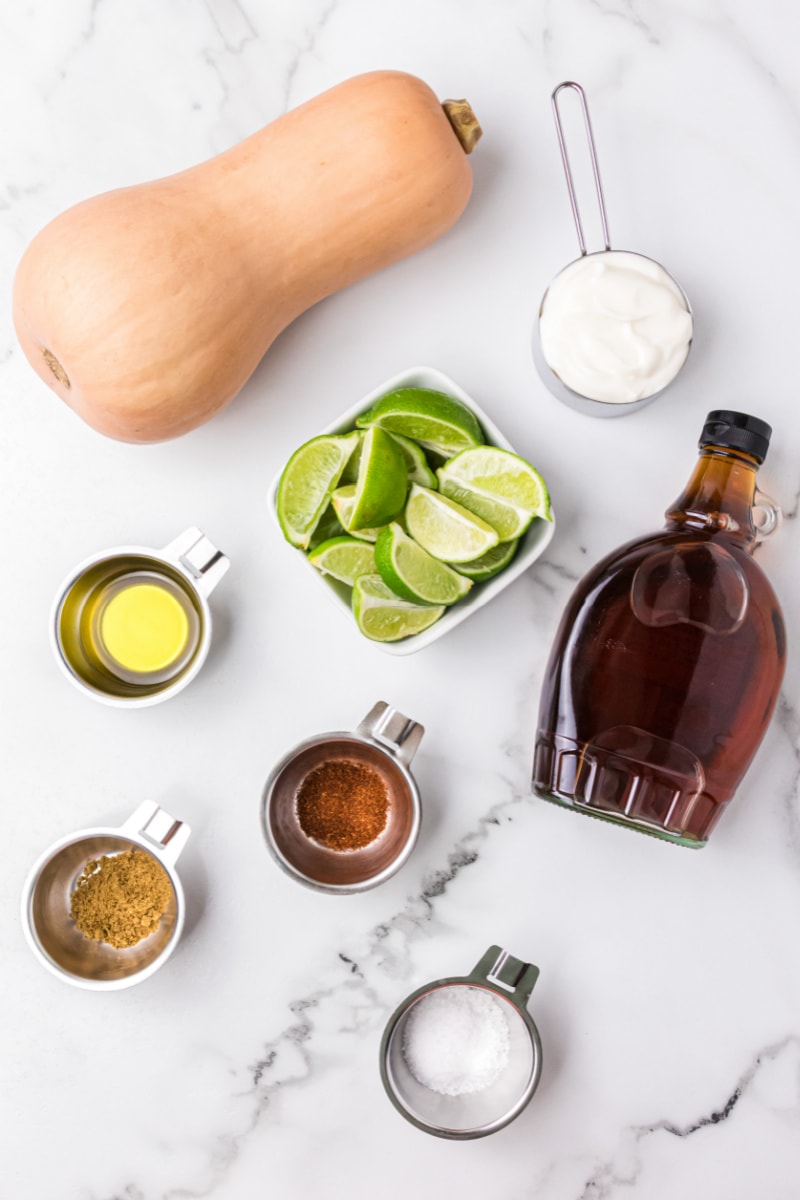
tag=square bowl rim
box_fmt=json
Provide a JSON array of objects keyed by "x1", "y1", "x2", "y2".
[{"x1": 267, "y1": 365, "x2": 556, "y2": 655}]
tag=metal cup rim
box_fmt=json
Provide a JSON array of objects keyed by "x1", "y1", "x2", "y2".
[
  {"x1": 379, "y1": 973, "x2": 543, "y2": 1139},
  {"x1": 21, "y1": 822, "x2": 186, "y2": 991},
  {"x1": 50, "y1": 543, "x2": 213, "y2": 708},
  {"x1": 260, "y1": 730, "x2": 422, "y2": 895},
  {"x1": 534, "y1": 248, "x2": 694, "y2": 417}
]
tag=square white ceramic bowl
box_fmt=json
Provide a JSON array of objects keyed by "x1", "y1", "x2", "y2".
[{"x1": 267, "y1": 366, "x2": 556, "y2": 655}]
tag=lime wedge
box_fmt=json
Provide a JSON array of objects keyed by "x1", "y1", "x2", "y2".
[
  {"x1": 374, "y1": 523, "x2": 472, "y2": 606},
  {"x1": 388, "y1": 432, "x2": 438, "y2": 488},
  {"x1": 404, "y1": 483, "x2": 499, "y2": 563},
  {"x1": 331, "y1": 486, "x2": 384, "y2": 542},
  {"x1": 307, "y1": 504, "x2": 345, "y2": 549},
  {"x1": 454, "y1": 539, "x2": 520, "y2": 581},
  {"x1": 339, "y1": 431, "x2": 364, "y2": 485},
  {"x1": 276, "y1": 432, "x2": 360, "y2": 549},
  {"x1": 308, "y1": 536, "x2": 376, "y2": 585},
  {"x1": 435, "y1": 481, "x2": 527, "y2": 542},
  {"x1": 356, "y1": 388, "x2": 484, "y2": 457},
  {"x1": 352, "y1": 575, "x2": 445, "y2": 642},
  {"x1": 437, "y1": 447, "x2": 551, "y2": 540},
  {"x1": 348, "y1": 426, "x2": 408, "y2": 530}
]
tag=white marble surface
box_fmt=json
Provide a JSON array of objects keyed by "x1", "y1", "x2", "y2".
[{"x1": 2, "y1": 2, "x2": 800, "y2": 1197}]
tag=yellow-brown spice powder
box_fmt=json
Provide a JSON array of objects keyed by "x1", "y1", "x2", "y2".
[{"x1": 70, "y1": 848, "x2": 173, "y2": 948}]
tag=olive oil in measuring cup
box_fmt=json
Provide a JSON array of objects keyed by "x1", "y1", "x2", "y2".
[
  {"x1": 53, "y1": 528, "x2": 229, "y2": 706},
  {"x1": 81, "y1": 570, "x2": 201, "y2": 685}
]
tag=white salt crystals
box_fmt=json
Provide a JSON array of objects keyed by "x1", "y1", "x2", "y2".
[{"x1": 402, "y1": 986, "x2": 511, "y2": 1096}]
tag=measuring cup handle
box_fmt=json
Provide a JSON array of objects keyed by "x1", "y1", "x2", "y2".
[
  {"x1": 551, "y1": 80, "x2": 612, "y2": 257},
  {"x1": 162, "y1": 527, "x2": 230, "y2": 598},
  {"x1": 119, "y1": 800, "x2": 191, "y2": 867},
  {"x1": 356, "y1": 701, "x2": 424, "y2": 767},
  {"x1": 468, "y1": 945, "x2": 540, "y2": 1011}
]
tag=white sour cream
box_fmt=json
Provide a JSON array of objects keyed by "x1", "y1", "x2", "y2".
[{"x1": 539, "y1": 250, "x2": 693, "y2": 404}]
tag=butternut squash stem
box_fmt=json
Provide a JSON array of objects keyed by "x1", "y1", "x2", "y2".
[{"x1": 443, "y1": 99, "x2": 482, "y2": 154}]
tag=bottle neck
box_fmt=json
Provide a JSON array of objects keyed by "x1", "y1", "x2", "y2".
[{"x1": 664, "y1": 445, "x2": 760, "y2": 546}]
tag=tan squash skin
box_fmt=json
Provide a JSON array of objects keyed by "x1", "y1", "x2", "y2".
[{"x1": 13, "y1": 71, "x2": 477, "y2": 443}]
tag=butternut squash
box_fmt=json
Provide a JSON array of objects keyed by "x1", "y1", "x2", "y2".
[{"x1": 13, "y1": 71, "x2": 481, "y2": 443}]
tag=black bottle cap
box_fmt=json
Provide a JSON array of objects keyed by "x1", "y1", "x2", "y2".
[{"x1": 699, "y1": 411, "x2": 772, "y2": 464}]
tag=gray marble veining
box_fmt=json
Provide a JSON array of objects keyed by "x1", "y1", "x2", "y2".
[{"x1": 3, "y1": 1, "x2": 800, "y2": 1197}]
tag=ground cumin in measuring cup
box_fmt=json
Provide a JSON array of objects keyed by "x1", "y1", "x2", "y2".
[
  {"x1": 70, "y1": 848, "x2": 173, "y2": 948},
  {"x1": 296, "y1": 759, "x2": 390, "y2": 851}
]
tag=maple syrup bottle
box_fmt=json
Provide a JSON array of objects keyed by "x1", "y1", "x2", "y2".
[{"x1": 532, "y1": 412, "x2": 785, "y2": 846}]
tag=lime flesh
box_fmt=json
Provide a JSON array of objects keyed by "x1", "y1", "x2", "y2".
[
  {"x1": 276, "y1": 432, "x2": 360, "y2": 549},
  {"x1": 404, "y1": 483, "x2": 499, "y2": 563},
  {"x1": 437, "y1": 447, "x2": 551, "y2": 541},
  {"x1": 308, "y1": 536, "x2": 377, "y2": 585},
  {"x1": 331, "y1": 486, "x2": 383, "y2": 542},
  {"x1": 352, "y1": 575, "x2": 445, "y2": 641},
  {"x1": 374, "y1": 523, "x2": 472, "y2": 605}
]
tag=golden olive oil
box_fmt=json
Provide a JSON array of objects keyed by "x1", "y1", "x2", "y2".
[
  {"x1": 85, "y1": 572, "x2": 199, "y2": 684},
  {"x1": 58, "y1": 556, "x2": 203, "y2": 699}
]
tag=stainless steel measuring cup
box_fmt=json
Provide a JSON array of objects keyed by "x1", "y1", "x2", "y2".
[
  {"x1": 380, "y1": 945, "x2": 543, "y2": 1138},
  {"x1": 21, "y1": 800, "x2": 191, "y2": 990},
  {"x1": 533, "y1": 81, "x2": 693, "y2": 416},
  {"x1": 261, "y1": 701, "x2": 424, "y2": 894},
  {"x1": 52, "y1": 526, "x2": 229, "y2": 707}
]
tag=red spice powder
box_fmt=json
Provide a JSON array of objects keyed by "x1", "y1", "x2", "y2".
[{"x1": 295, "y1": 758, "x2": 390, "y2": 851}]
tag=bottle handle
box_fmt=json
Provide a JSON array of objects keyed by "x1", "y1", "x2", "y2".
[{"x1": 752, "y1": 490, "x2": 782, "y2": 541}]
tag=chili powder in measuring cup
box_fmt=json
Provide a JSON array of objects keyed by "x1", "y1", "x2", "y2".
[{"x1": 296, "y1": 759, "x2": 390, "y2": 851}]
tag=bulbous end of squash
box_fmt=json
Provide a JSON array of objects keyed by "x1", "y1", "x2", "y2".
[{"x1": 442, "y1": 99, "x2": 483, "y2": 154}]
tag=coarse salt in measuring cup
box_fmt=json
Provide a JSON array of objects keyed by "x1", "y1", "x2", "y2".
[
  {"x1": 402, "y1": 986, "x2": 510, "y2": 1096},
  {"x1": 380, "y1": 946, "x2": 543, "y2": 1139},
  {"x1": 534, "y1": 81, "x2": 693, "y2": 417}
]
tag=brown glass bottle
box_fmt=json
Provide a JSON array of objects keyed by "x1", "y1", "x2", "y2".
[{"x1": 532, "y1": 411, "x2": 786, "y2": 847}]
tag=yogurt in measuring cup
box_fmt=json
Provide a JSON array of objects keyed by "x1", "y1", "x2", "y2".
[{"x1": 539, "y1": 250, "x2": 693, "y2": 405}]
